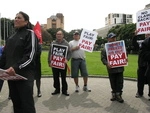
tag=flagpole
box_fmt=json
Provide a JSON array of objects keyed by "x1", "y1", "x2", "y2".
[
  {"x1": 7, "y1": 20, "x2": 8, "y2": 38},
  {"x1": 4, "y1": 18, "x2": 5, "y2": 45}
]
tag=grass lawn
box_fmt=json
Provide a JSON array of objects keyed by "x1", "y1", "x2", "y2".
[{"x1": 41, "y1": 51, "x2": 138, "y2": 78}]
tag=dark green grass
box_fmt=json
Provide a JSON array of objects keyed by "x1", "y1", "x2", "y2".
[{"x1": 41, "y1": 51, "x2": 138, "y2": 78}]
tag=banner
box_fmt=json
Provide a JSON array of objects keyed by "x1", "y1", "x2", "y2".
[
  {"x1": 33, "y1": 21, "x2": 42, "y2": 44},
  {"x1": 105, "y1": 40, "x2": 128, "y2": 68},
  {"x1": 50, "y1": 44, "x2": 68, "y2": 69},
  {"x1": 0, "y1": 68, "x2": 27, "y2": 80},
  {"x1": 78, "y1": 29, "x2": 98, "y2": 52},
  {"x1": 136, "y1": 9, "x2": 150, "y2": 35}
]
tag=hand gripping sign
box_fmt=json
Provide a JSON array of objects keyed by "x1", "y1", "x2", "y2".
[{"x1": 0, "y1": 68, "x2": 27, "y2": 80}]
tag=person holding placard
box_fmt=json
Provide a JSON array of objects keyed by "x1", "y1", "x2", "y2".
[
  {"x1": 69, "y1": 31, "x2": 91, "y2": 93},
  {"x1": 101, "y1": 33, "x2": 125, "y2": 103},
  {"x1": 48, "y1": 30, "x2": 71, "y2": 96},
  {"x1": 139, "y1": 34, "x2": 150, "y2": 100},
  {"x1": 132, "y1": 30, "x2": 150, "y2": 98}
]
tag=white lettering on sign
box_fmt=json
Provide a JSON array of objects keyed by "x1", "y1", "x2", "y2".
[
  {"x1": 52, "y1": 56, "x2": 63, "y2": 61},
  {"x1": 51, "y1": 61, "x2": 65, "y2": 67},
  {"x1": 109, "y1": 59, "x2": 126, "y2": 65},
  {"x1": 53, "y1": 47, "x2": 65, "y2": 53},
  {"x1": 110, "y1": 53, "x2": 122, "y2": 60}
]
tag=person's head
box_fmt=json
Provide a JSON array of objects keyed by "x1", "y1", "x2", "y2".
[
  {"x1": 107, "y1": 32, "x2": 116, "y2": 42},
  {"x1": 14, "y1": 11, "x2": 32, "y2": 29},
  {"x1": 56, "y1": 30, "x2": 64, "y2": 42},
  {"x1": 145, "y1": 33, "x2": 150, "y2": 38},
  {"x1": 73, "y1": 31, "x2": 80, "y2": 40}
]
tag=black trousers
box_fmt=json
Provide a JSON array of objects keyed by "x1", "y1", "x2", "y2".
[
  {"x1": 108, "y1": 72, "x2": 124, "y2": 93},
  {"x1": 52, "y1": 66, "x2": 68, "y2": 93},
  {"x1": 137, "y1": 67, "x2": 150, "y2": 95},
  {"x1": 35, "y1": 56, "x2": 41, "y2": 93},
  {"x1": 8, "y1": 80, "x2": 36, "y2": 113}
]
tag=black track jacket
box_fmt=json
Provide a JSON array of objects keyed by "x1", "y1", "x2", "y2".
[{"x1": 0, "y1": 27, "x2": 38, "y2": 80}]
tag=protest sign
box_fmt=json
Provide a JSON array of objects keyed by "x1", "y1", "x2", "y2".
[
  {"x1": 0, "y1": 68, "x2": 27, "y2": 80},
  {"x1": 78, "y1": 29, "x2": 98, "y2": 52},
  {"x1": 105, "y1": 40, "x2": 128, "y2": 68},
  {"x1": 136, "y1": 9, "x2": 150, "y2": 35},
  {"x1": 50, "y1": 44, "x2": 68, "y2": 69}
]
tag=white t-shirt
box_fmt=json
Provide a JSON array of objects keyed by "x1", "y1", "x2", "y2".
[{"x1": 69, "y1": 40, "x2": 85, "y2": 59}]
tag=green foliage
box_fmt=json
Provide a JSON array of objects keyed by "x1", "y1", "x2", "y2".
[
  {"x1": 41, "y1": 51, "x2": 52, "y2": 75},
  {"x1": 47, "y1": 28, "x2": 68, "y2": 41},
  {"x1": 41, "y1": 28, "x2": 52, "y2": 46},
  {"x1": 107, "y1": 23, "x2": 145, "y2": 54}
]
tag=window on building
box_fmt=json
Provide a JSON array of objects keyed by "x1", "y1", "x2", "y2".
[
  {"x1": 126, "y1": 15, "x2": 132, "y2": 18},
  {"x1": 126, "y1": 19, "x2": 132, "y2": 23},
  {"x1": 52, "y1": 24, "x2": 56, "y2": 28},
  {"x1": 52, "y1": 19, "x2": 56, "y2": 22},
  {"x1": 126, "y1": 19, "x2": 129, "y2": 23},
  {"x1": 114, "y1": 18, "x2": 116, "y2": 24},
  {"x1": 108, "y1": 14, "x2": 111, "y2": 19},
  {"x1": 113, "y1": 14, "x2": 119, "y2": 18}
]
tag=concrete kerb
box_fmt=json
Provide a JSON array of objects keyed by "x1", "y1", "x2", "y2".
[{"x1": 41, "y1": 75, "x2": 137, "y2": 82}]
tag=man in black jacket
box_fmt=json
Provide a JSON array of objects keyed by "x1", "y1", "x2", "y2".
[
  {"x1": 132, "y1": 30, "x2": 150, "y2": 98},
  {"x1": 101, "y1": 33, "x2": 125, "y2": 103},
  {"x1": 139, "y1": 36, "x2": 150, "y2": 100}
]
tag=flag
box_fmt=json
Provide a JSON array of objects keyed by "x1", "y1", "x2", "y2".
[{"x1": 33, "y1": 21, "x2": 42, "y2": 44}]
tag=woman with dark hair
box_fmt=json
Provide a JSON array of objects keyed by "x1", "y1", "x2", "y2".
[{"x1": 0, "y1": 11, "x2": 38, "y2": 113}]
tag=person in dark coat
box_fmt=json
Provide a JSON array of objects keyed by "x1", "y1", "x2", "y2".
[
  {"x1": 139, "y1": 35, "x2": 150, "y2": 100},
  {"x1": 0, "y1": 11, "x2": 38, "y2": 113},
  {"x1": 34, "y1": 43, "x2": 42, "y2": 97},
  {"x1": 101, "y1": 33, "x2": 126, "y2": 103},
  {"x1": 132, "y1": 30, "x2": 150, "y2": 98}
]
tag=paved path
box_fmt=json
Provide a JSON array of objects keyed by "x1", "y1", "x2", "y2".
[{"x1": 0, "y1": 77, "x2": 150, "y2": 113}]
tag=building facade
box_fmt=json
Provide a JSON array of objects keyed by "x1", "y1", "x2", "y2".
[
  {"x1": 95, "y1": 13, "x2": 133, "y2": 38},
  {"x1": 105, "y1": 13, "x2": 133, "y2": 26},
  {"x1": 42, "y1": 13, "x2": 64, "y2": 30},
  {"x1": 144, "y1": 3, "x2": 150, "y2": 9}
]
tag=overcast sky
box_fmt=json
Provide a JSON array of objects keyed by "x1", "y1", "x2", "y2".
[{"x1": 0, "y1": 0, "x2": 149, "y2": 32}]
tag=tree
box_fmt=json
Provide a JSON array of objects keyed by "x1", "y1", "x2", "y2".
[
  {"x1": 41, "y1": 28, "x2": 52, "y2": 46},
  {"x1": 107, "y1": 23, "x2": 145, "y2": 53}
]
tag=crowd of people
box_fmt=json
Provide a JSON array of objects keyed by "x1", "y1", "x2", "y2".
[{"x1": 0, "y1": 11, "x2": 150, "y2": 113}]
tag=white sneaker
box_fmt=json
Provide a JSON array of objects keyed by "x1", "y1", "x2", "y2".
[
  {"x1": 75, "y1": 86, "x2": 80, "y2": 92},
  {"x1": 83, "y1": 85, "x2": 91, "y2": 92}
]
